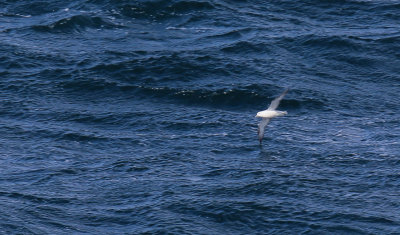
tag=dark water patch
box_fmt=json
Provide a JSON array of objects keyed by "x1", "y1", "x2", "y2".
[
  {"x1": 276, "y1": 34, "x2": 371, "y2": 59},
  {"x1": 376, "y1": 35, "x2": 400, "y2": 44},
  {"x1": 86, "y1": 53, "x2": 240, "y2": 82},
  {"x1": 59, "y1": 77, "x2": 120, "y2": 92},
  {"x1": 77, "y1": 213, "x2": 137, "y2": 226},
  {"x1": 202, "y1": 168, "x2": 266, "y2": 179},
  {"x1": 166, "y1": 0, "x2": 215, "y2": 12},
  {"x1": 117, "y1": 0, "x2": 215, "y2": 20},
  {"x1": 347, "y1": 35, "x2": 375, "y2": 43},
  {"x1": 370, "y1": 2, "x2": 400, "y2": 11},
  {"x1": 0, "y1": 44, "x2": 73, "y2": 74},
  {"x1": 323, "y1": 224, "x2": 370, "y2": 234},
  {"x1": 110, "y1": 160, "x2": 150, "y2": 173},
  {"x1": 0, "y1": 54, "x2": 45, "y2": 71},
  {"x1": 141, "y1": 152, "x2": 196, "y2": 167},
  {"x1": 164, "y1": 200, "x2": 336, "y2": 233},
  {"x1": 57, "y1": 77, "x2": 325, "y2": 110},
  {"x1": 221, "y1": 41, "x2": 272, "y2": 54},
  {"x1": 38, "y1": 110, "x2": 140, "y2": 127},
  {"x1": 202, "y1": 168, "x2": 232, "y2": 177},
  {"x1": 327, "y1": 212, "x2": 395, "y2": 225},
  {"x1": 2, "y1": 120, "x2": 119, "y2": 144},
  {"x1": 332, "y1": 54, "x2": 379, "y2": 68},
  {"x1": 0, "y1": 221, "x2": 40, "y2": 235},
  {"x1": 134, "y1": 85, "x2": 324, "y2": 110},
  {"x1": 262, "y1": 0, "x2": 374, "y2": 23},
  {"x1": 32, "y1": 14, "x2": 119, "y2": 33},
  {"x1": 166, "y1": 201, "x2": 254, "y2": 224},
  {"x1": 206, "y1": 29, "x2": 245, "y2": 40},
  {"x1": 161, "y1": 120, "x2": 223, "y2": 131},
  {"x1": 299, "y1": 35, "x2": 363, "y2": 51},
  {"x1": 69, "y1": 113, "x2": 128, "y2": 125},
  {"x1": 34, "y1": 69, "x2": 79, "y2": 87},
  {"x1": 0, "y1": 191, "x2": 72, "y2": 205},
  {"x1": 59, "y1": 132, "x2": 111, "y2": 142},
  {"x1": 2, "y1": 1, "x2": 69, "y2": 16}
]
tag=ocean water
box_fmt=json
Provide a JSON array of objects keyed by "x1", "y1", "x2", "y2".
[{"x1": 1, "y1": 0, "x2": 400, "y2": 234}]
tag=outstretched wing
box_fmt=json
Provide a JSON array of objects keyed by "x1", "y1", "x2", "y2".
[
  {"x1": 258, "y1": 118, "x2": 270, "y2": 143},
  {"x1": 267, "y1": 88, "x2": 289, "y2": 111}
]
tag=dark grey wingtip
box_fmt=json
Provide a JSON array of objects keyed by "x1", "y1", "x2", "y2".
[{"x1": 282, "y1": 88, "x2": 289, "y2": 95}]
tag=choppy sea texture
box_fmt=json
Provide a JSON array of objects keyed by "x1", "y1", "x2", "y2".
[{"x1": 1, "y1": 0, "x2": 400, "y2": 234}]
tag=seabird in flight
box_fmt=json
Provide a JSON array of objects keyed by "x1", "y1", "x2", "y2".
[{"x1": 256, "y1": 89, "x2": 289, "y2": 144}]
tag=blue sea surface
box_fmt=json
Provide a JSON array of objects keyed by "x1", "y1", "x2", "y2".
[{"x1": 1, "y1": 0, "x2": 400, "y2": 234}]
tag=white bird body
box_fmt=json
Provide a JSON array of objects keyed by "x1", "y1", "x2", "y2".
[
  {"x1": 256, "y1": 89, "x2": 289, "y2": 144},
  {"x1": 256, "y1": 110, "x2": 287, "y2": 118}
]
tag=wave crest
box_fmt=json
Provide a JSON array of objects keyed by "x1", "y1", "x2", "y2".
[
  {"x1": 32, "y1": 15, "x2": 119, "y2": 33},
  {"x1": 59, "y1": 79, "x2": 324, "y2": 110}
]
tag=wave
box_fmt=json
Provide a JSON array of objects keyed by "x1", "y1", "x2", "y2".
[
  {"x1": 56, "y1": 131, "x2": 108, "y2": 142},
  {"x1": 114, "y1": 0, "x2": 215, "y2": 20},
  {"x1": 86, "y1": 54, "x2": 237, "y2": 80},
  {"x1": 1, "y1": 2, "x2": 68, "y2": 16},
  {"x1": 32, "y1": 14, "x2": 120, "y2": 33},
  {"x1": 375, "y1": 35, "x2": 400, "y2": 44},
  {"x1": 164, "y1": 199, "x2": 380, "y2": 234},
  {"x1": 369, "y1": 2, "x2": 400, "y2": 11},
  {"x1": 220, "y1": 41, "x2": 272, "y2": 54},
  {"x1": 277, "y1": 34, "x2": 365, "y2": 53},
  {"x1": 0, "y1": 191, "x2": 72, "y2": 204},
  {"x1": 205, "y1": 29, "x2": 246, "y2": 40},
  {"x1": 59, "y1": 78, "x2": 325, "y2": 110}
]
